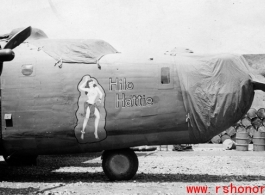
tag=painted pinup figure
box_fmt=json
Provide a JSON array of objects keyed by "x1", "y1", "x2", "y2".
[{"x1": 79, "y1": 77, "x2": 103, "y2": 140}]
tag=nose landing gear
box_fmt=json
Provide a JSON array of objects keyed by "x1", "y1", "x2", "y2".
[{"x1": 102, "y1": 148, "x2": 139, "y2": 181}]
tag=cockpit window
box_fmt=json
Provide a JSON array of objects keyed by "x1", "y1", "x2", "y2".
[{"x1": 161, "y1": 67, "x2": 170, "y2": 84}]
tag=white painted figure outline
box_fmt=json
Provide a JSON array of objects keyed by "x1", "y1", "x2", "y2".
[{"x1": 79, "y1": 76, "x2": 103, "y2": 139}]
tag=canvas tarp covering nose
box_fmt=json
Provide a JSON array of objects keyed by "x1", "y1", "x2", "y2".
[
  {"x1": 175, "y1": 54, "x2": 255, "y2": 143},
  {"x1": 0, "y1": 27, "x2": 118, "y2": 64},
  {"x1": 29, "y1": 39, "x2": 118, "y2": 64}
]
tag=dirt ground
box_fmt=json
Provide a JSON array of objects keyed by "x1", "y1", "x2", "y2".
[{"x1": 0, "y1": 144, "x2": 265, "y2": 195}]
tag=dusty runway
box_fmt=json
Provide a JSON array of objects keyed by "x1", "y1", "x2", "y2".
[{"x1": 0, "y1": 145, "x2": 265, "y2": 195}]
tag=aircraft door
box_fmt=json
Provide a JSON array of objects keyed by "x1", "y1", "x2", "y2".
[
  {"x1": 157, "y1": 63, "x2": 177, "y2": 115},
  {"x1": 158, "y1": 64, "x2": 188, "y2": 133},
  {"x1": 157, "y1": 63, "x2": 187, "y2": 127}
]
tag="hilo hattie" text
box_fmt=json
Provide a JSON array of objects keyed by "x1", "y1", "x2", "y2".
[{"x1": 109, "y1": 78, "x2": 154, "y2": 109}]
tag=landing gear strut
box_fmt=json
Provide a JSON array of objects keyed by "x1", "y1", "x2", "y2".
[{"x1": 102, "y1": 148, "x2": 139, "y2": 181}]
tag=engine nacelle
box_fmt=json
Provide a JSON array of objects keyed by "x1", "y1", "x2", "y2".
[{"x1": 0, "y1": 49, "x2": 15, "y2": 61}]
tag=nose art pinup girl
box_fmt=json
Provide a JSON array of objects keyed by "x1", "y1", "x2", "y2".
[{"x1": 79, "y1": 77, "x2": 103, "y2": 139}]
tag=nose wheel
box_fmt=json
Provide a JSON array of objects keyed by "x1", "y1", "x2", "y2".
[{"x1": 102, "y1": 148, "x2": 139, "y2": 181}]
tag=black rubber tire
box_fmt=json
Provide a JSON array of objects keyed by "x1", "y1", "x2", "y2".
[
  {"x1": 3, "y1": 154, "x2": 38, "y2": 166},
  {"x1": 102, "y1": 148, "x2": 139, "y2": 181}
]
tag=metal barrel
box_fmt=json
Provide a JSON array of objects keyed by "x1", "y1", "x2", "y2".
[
  {"x1": 257, "y1": 108, "x2": 265, "y2": 119},
  {"x1": 223, "y1": 139, "x2": 236, "y2": 150},
  {"x1": 247, "y1": 108, "x2": 257, "y2": 119},
  {"x1": 211, "y1": 134, "x2": 221, "y2": 144},
  {"x1": 253, "y1": 131, "x2": 265, "y2": 151},
  {"x1": 236, "y1": 132, "x2": 249, "y2": 151},
  {"x1": 241, "y1": 117, "x2": 252, "y2": 128},
  {"x1": 236, "y1": 125, "x2": 247, "y2": 132},
  {"x1": 251, "y1": 117, "x2": 262, "y2": 129},
  {"x1": 226, "y1": 126, "x2": 236, "y2": 137},
  {"x1": 221, "y1": 134, "x2": 231, "y2": 143}
]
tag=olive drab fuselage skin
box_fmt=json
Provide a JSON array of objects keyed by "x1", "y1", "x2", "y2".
[{"x1": 0, "y1": 44, "x2": 254, "y2": 156}]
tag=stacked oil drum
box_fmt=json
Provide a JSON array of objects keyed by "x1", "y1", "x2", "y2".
[{"x1": 211, "y1": 108, "x2": 265, "y2": 151}]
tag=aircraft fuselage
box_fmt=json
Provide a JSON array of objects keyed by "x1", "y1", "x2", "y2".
[{"x1": 0, "y1": 44, "x2": 192, "y2": 156}]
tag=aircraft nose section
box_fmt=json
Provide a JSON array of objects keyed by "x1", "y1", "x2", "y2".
[{"x1": 176, "y1": 54, "x2": 255, "y2": 143}]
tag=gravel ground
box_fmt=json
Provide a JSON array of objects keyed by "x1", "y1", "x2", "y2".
[{"x1": 1, "y1": 145, "x2": 265, "y2": 195}]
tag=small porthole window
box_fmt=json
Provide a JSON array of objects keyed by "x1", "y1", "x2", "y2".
[
  {"x1": 161, "y1": 67, "x2": 170, "y2": 84},
  {"x1": 21, "y1": 64, "x2": 33, "y2": 76}
]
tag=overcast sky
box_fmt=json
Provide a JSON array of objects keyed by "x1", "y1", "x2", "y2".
[{"x1": 1, "y1": 0, "x2": 265, "y2": 54}]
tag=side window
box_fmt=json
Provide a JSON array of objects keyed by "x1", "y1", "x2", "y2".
[
  {"x1": 161, "y1": 67, "x2": 170, "y2": 84},
  {"x1": 21, "y1": 64, "x2": 34, "y2": 76}
]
